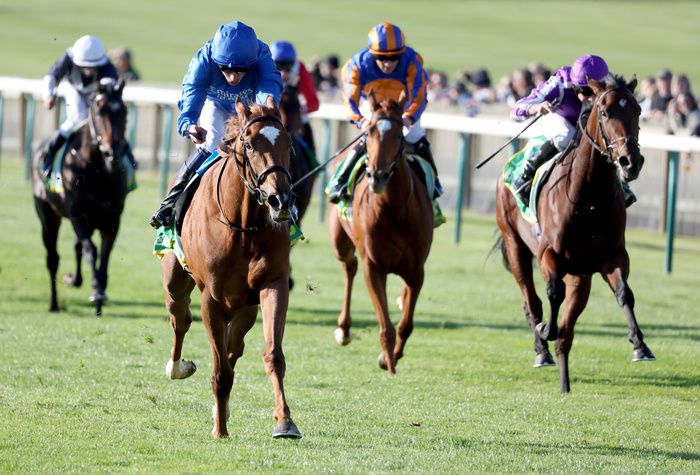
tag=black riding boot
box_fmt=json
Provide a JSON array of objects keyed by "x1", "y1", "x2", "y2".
[
  {"x1": 149, "y1": 148, "x2": 211, "y2": 228},
  {"x1": 511, "y1": 139, "x2": 558, "y2": 204},
  {"x1": 40, "y1": 131, "x2": 67, "y2": 177},
  {"x1": 328, "y1": 136, "x2": 366, "y2": 204},
  {"x1": 411, "y1": 136, "x2": 443, "y2": 198}
]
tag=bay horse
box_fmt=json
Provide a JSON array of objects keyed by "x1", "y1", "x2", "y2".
[
  {"x1": 329, "y1": 90, "x2": 434, "y2": 374},
  {"x1": 495, "y1": 76, "x2": 655, "y2": 393},
  {"x1": 279, "y1": 85, "x2": 314, "y2": 223},
  {"x1": 32, "y1": 78, "x2": 129, "y2": 316},
  {"x1": 160, "y1": 97, "x2": 301, "y2": 439}
]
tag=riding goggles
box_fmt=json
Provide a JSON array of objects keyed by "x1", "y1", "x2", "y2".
[
  {"x1": 218, "y1": 64, "x2": 249, "y2": 73},
  {"x1": 373, "y1": 54, "x2": 401, "y2": 63},
  {"x1": 573, "y1": 85, "x2": 594, "y2": 97},
  {"x1": 275, "y1": 61, "x2": 294, "y2": 72}
]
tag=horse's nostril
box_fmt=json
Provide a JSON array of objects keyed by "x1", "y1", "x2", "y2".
[
  {"x1": 268, "y1": 195, "x2": 280, "y2": 210},
  {"x1": 619, "y1": 156, "x2": 630, "y2": 168}
]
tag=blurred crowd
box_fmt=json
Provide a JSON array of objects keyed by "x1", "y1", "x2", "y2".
[{"x1": 113, "y1": 45, "x2": 700, "y2": 139}]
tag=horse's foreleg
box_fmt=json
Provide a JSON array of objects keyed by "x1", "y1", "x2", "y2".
[
  {"x1": 34, "y1": 198, "x2": 61, "y2": 312},
  {"x1": 62, "y1": 235, "x2": 83, "y2": 288},
  {"x1": 537, "y1": 248, "x2": 565, "y2": 342},
  {"x1": 602, "y1": 259, "x2": 655, "y2": 362},
  {"x1": 201, "y1": 290, "x2": 233, "y2": 439},
  {"x1": 502, "y1": 232, "x2": 552, "y2": 365},
  {"x1": 162, "y1": 254, "x2": 197, "y2": 380},
  {"x1": 394, "y1": 270, "x2": 424, "y2": 364},
  {"x1": 330, "y1": 216, "x2": 356, "y2": 345},
  {"x1": 260, "y1": 281, "x2": 301, "y2": 439},
  {"x1": 92, "y1": 230, "x2": 119, "y2": 316},
  {"x1": 363, "y1": 263, "x2": 396, "y2": 374},
  {"x1": 556, "y1": 274, "x2": 592, "y2": 393}
]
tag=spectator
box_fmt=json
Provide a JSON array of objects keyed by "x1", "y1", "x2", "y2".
[
  {"x1": 508, "y1": 68, "x2": 534, "y2": 106},
  {"x1": 638, "y1": 76, "x2": 658, "y2": 121},
  {"x1": 108, "y1": 47, "x2": 140, "y2": 81},
  {"x1": 467, "y1": 68, "x2": 497, "y2": 104},
  {"x1": 650, "y1": 69, "x2": 673, "y2": 116},
  {"x1": 528, "y1": 62, "x2": 551, "y2": 86},
  {"x1": 670, "y1": 92, "x2": 700, "y2": 136},
  {"x1": 427, "y1": 69, "x2": 450, "y2": 105},
  {"x1": 314, "y1": 54, "x2": 341, "y2": 94}
]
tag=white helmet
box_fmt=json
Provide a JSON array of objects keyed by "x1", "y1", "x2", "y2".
[{"x1": 71, "y1": 35, "x2": 108, "y2": 67}]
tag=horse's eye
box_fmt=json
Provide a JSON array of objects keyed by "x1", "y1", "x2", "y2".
[
  {"x1": 601, "y1": 110, "x2": 609, "y2": 119},
  {"x1": 244, "y1": 141, "x2": 253, "y2": 151}
]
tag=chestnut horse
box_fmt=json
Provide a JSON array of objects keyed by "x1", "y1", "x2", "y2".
[
  {"x1": 495, "y1": 76, "x2": 655, "y2": 393},
  {"x1": 32, "y1": 79, "x2": 129, "y2": 316},
  {"x1": 160, "y1": 97, "x2": 301, "y2": 439},
  {"x1": 329, "y1": 91, "x2": 433, "y2": 374}
]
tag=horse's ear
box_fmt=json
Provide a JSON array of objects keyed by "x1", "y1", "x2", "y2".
[
  {"x1": 627, "y1": 75, "x2": 638, "y2": 93},
  {"x1": 589, "y1": 78, "x2": 605, "y2": 95},
  {"x1": 235, "y1": 97, "x2": 248, "y2": 120},
  {"x1": 367, "y1": 88, "x2": 378, "y2": 110},
  {"x1": 397, "y1": 90, "x2": 407, "y2": 109},
  {"x1": 266, "y1": 94, "x2": 278, "y2": 111}
]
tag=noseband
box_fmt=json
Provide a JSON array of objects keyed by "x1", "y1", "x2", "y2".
[
  {"x1": 579, "y1": 87, "x2": 639, "y2": 164},
  {"x1": 216, "y1": 113, "x2": 293, "y2": 232}
]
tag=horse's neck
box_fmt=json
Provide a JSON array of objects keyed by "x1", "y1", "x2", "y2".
[
  {"x1": 568, "y1": 117, "x2": 617, "y2": 202},
  {"x1": 215, "y1": 160, "x2": 266, "y2": 227},
  {"x1": 375, "y1": 158, "x2": 413, "y2": 207}
]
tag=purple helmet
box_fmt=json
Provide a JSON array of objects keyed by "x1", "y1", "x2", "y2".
[{"x1": 571, "y1": 54, "x2": 609, "y2": 86}]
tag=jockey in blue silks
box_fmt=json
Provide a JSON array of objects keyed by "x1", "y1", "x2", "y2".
[
  {"x1": 509, "y1": 54, "x2": 629, "y2": 205},
  {"x1": 150, "y1": 21, "x2": 283, "y2": 229}
]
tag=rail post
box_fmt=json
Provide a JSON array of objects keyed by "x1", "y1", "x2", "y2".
[
  {"x1": 664, "y1": 151, "x2": 679, "y2": 273},
  {"x1": 159, "y1": 105, "x2": 174, "y2": 198},
  {"x1": 453, "y1": 132, "x2": 470, "y2": 244}
]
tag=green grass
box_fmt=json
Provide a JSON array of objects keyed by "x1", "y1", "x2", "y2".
[
  {"x1": 1, "y1": 1, "x2": 700, "y2": 87},
  {"x1": 0, "y1": 157, "x2": 699, "y2": 473}
]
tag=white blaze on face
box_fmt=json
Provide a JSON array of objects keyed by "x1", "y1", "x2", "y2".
[
  {"x1": 376, "y1": 118, "x2": 392, "y2": 140},
  {"x1": 260, "y1": 126, "x2": 281, "y2": 145},
  {"x1": 619, "y1": 98, "x2": 627, "y2": 108}
]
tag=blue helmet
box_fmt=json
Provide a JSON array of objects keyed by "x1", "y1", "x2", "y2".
[
  {"x1": 270, "y1": 41, "x2": 296, "y2": 63},
  {"x1": 211, "y1": 21, "x2": 259, "y2": 70}
]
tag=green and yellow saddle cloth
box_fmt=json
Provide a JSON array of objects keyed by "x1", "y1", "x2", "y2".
[{"x1": 325, "y1": 152, "x2": 446, "y2": 228}]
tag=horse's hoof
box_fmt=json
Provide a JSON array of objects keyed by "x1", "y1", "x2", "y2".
[
  {"x1": 166, "y1": 359, "x2": 197, "y2": 379},
  {"x1": 63, "y1": 274, "x2": 82, "y2": 287},
  {"x1": 334, "y1": 328, "x2": 351, "y2": 346},
  {"x1": 632, "y1": 346, "x2": 656, "y2": 362},
  {"x1": 211, "y1": 429, "x2": 229, "y2": 439},
  {"x1": 89, "y1": 291, "x2": 107, "y2": 304},
  {"x1": 533, "y1": 352, "x2": 556, "y2": 368},
  {"x1": 272, "y1": 420, "x2": 302, "y2": 439}
]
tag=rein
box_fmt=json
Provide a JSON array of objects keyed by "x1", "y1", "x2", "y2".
[{"x1": 216, "y1": 114, "x2": 293, "y2": 232}]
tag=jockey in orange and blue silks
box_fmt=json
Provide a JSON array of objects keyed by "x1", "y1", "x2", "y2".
[
  {"x1": 328, "y1": 22, "x2": 442, "y2": 203},
  {"x1": 150, "y1": 21, "x2": 283, "y2": 229}
]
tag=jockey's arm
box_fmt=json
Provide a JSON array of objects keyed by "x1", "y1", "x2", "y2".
[{"x1": 341, "y1": 59, "x2": 365, "y2": 127}]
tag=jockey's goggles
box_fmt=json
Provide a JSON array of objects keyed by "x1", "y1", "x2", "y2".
[
  {"x1": 275, "y1": 61, "x2": 294, "y2": 72},
  {"x1": 373, "y1": 54, "x2": 401, "y2": 63},
  {"x1": 218, "y1": 64, "x2": 249, "y2": 73},
  {"x1": 573, "y1": 85, "x2": 594, "y2": 97}
]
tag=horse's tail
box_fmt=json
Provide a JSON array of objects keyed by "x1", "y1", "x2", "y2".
[{"x1": 487, "y1": 230, "x2": 510, "y2": 271}]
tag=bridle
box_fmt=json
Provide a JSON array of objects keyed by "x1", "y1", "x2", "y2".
[
  {"x1": 366, "y1": 115, "x2": 405, "y2": 179},
  {"x1": 578, "y1": 86, "x2": 639, "y2": 164},
  {"x1": 88, "y1": 90, "x2": 127, "y2": 163},
  {"x1": 216, "y1": 114, "x2": 293, "y2": 232}
]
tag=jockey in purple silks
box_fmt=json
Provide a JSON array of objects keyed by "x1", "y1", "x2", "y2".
[
  {"x1": 509, "y1": 54, "x2": 637, "y2": 206},
  {"x1": 149, "y1": 21, "x2": 282, "y2": 229}
]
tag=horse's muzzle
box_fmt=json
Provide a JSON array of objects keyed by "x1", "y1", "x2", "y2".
[
  {"x1": 366, "y1": 168, "x2": 390, "y2": 193},
  {"x1": 267, "y1": 190, "x2": 294, "y2": 222},
  {"x1": 618, "y1": 153, "x2": 644, "y2": 182}
]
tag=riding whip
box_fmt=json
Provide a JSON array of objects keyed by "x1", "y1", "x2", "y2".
[
  {"x1": 291, "y1": 132, "x2": 366, "y2": 190},
  {"x1": 475, "y1": 114, "x2": 543, "y2": 169}
]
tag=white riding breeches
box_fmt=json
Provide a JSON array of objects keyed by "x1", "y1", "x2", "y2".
[
  {"x1": 197, "y1": 99, "x2": 231, "y2": 153},
  {"x1": 58, "y1": 86, "x2": 89, "y2": 137},
  {"x1": 530, "y1": 112, "x2": 577, "y2": 151}
]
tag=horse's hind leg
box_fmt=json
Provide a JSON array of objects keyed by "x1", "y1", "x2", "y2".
[
  {"x1": 63, "y1": 235, "x2": 83, "y2": 288},
  {"x1": 501, "y1": 232, "x2": 553, "y2": 366},
  {"x1": 602, "y1": 256, "x2": 655, "y2": 362},
  {"x1": 34, "y1": 197, "x2": 61, "y2": 312},
  {"x1": 556, "y1": 274, "x2": 592, "y2": 393},
  {"x1": 536, "y1": 248, "x2": 565, "y2": 342},
  {"x1": 260, "y1": 280, "x2": 301, "y2": 439},
  {"x1": 162, "y1": 254, "x2": 197, "y2": 380},
  {"x1": 329, "y1": 213, "x2": 357, "y2": 345},
  {"x1": 393, "y1": 270, "x2": 424, "y2": 365}
]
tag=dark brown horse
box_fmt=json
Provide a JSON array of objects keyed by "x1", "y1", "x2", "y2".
[
  {"x1": 329, "y1": 90, "x2": 434, "y2": 374},
  {"x1": 32, "y1": 79, "x2": 129, "y2": 316},
  {"x1": 279, "y1": 85, "x2": 314, "y2": 224},
  {"x1": 160, "y1": 97, "x2": 301, "y2": 439},
  {"x1": 496, "y1": 76, "x2": 655, "y2": 393}
]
